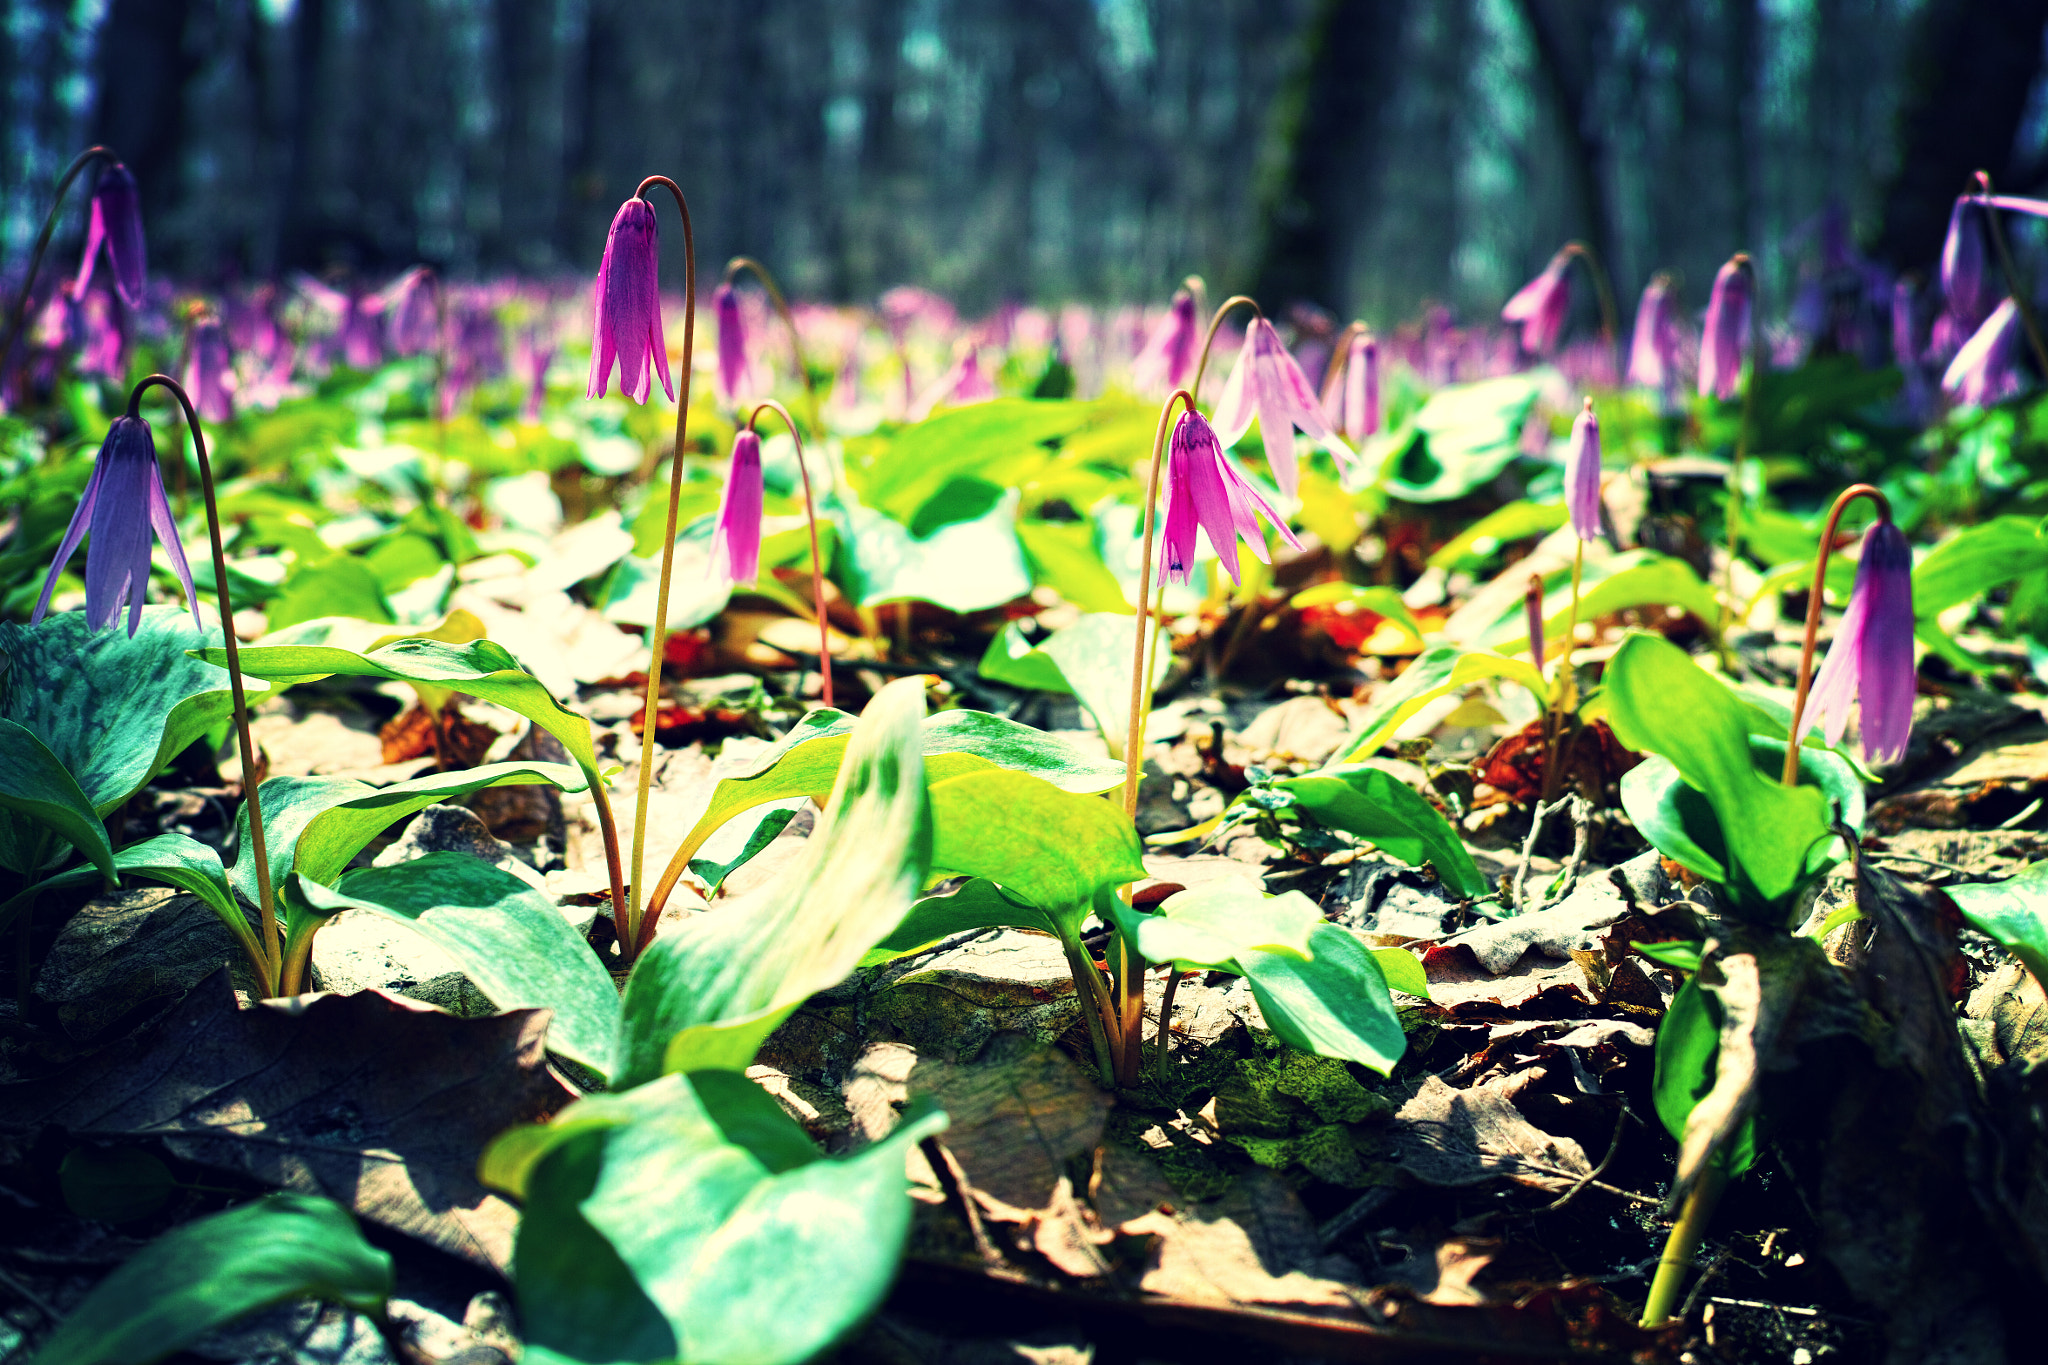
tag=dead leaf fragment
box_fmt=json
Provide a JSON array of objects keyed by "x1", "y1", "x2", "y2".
[{"x1": 1391, "y1": 1074, "x2": 1592, "y2": 1192}]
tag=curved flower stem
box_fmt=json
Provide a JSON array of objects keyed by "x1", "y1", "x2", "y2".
[
  {"x1": 1973, "y1": 171, "x2": 2048, "y2": 381},
  {"x1": 1122, "y1": 388, "x2": 1197, "y2": 817},
  {"x1": 1781, "y1": 483, "x2": 1891, "y2": 786},
  {"x1": 1318, "y1": 320, "x2": 1368, "y2": 411},
  {"x1": 0, "y1": 145, "x2": 118, "y2": 385},
  {"x1": 130, "y1": 374, "x2": 279, "y2": 995},
  {"x1": 1641, "y1": 1162, "x2": 1729, "y2": 1328},
  {"x1": 1562, "y1": 240, "x2": 1622, "y2": 380},
  {"x1": 1186, "y1": 296, "x2": 1260, "y2": 407},
  {"x1": 725, "y1": 257, "x2": 819, "y2": 434},
  {"x1": 746, "y1": 399, "x2": 833, "y2": 711},
  {"x1": 1718, "y1": 254, "x2": 1758, "y2": 661},
  {"x1": 622, "y1": 175, "x2": 697, "y2": 964}
]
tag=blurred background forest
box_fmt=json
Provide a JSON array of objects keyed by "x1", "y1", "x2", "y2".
[{"x1": 3, "y1": 0, "x2": 2046, "y2": 324}]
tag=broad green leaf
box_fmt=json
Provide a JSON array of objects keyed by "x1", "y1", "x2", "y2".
[
  {"x1": 689, "y1": 805, "x2": 801, "y2": 894},
  {"x1": 1634, "y1": 939, "x2": 1705, "y2": 972},
  {"x1": 1380, "y1": 375, "x2": 1543, "y2": 502},
  {"x1": 1272, "y1": 763, "x2": 1487, "y2": 898},
  {"x1": 848, "y1": 398, "x2": 1094, "y2": 522},
  {"x1": 294, "y1": 856, "x2": 621, "y2": 1078},
  {"x1": 1287, "y1": 583, "x2": 1425, "y2": 646},
  {"x1": 1912, "y1": 515, "x2": 2048, "y2": 618},
  {"x1": 1104, "y1": 884, "x2": 1321, "y2": 970},
  {"x1": 1427, "y1": 499, "x2": 1568, "y2": 571},
  {"x1": 1947, "y1": 861, "x2": 2048, "y2": 988},
  {"x1": 1604, "y1": 632, "x2": 1834, "y2": 916},
  {"x1": 29, "y1": 1193, "x2": 391, "y2": 1365},
  {"x1": 230, "y1": 761, "x2": 591, "y2": 907},
  {"x1": 830, "y1": 485, "x2": 1033, "y2": 613},
  {"x1": 1239, "y1": 925, "x2": 1407, "y2": 1075},
  {"x1": 1371, "y1": 946, "x2": 1430, "y2": 999},
  {"x1": 977, "y1": 612, "x2": 1170, "y2": 752},
  {"x1": 663, "y1": 707, "x2": 1123, "y2": 878},
  {"x1": 1, "y1": 832, "x2": 254, "y2": 967},
  {"x1": 1017, "y1": 519, "x2": 1131, "y2": 614},
  {"x1": 1329, "y1": 644, "x2": 1549, "y2": 765},
  {"x1": 0, "y1": 719, "x2": 114, "y2": 882},
  {"x1": 979, "y1": 621, "x2": 1075, "y2": 695},
  {"x1": 927, "y1": 768, "x2": 1147, "y2": 927},
  {"x1": 857, "y1": 878, "x2": 1062, "y2": 968},
  {"x1": 509, "y1": 1074, "x2": 946, "y2": 1365},
  {"x1": 264, "y1": 554, "x2": 395, "y2": 632},
  {"x1": 1477, "y1": 551, "x2": 1720, "y2": 653},
  {"x1": 2, "y1": 606, "x2": 266, "y2": 812},
  {"x1": 616, "y1": 678, "x2": 932, "y2": 1087},
  {"x1": 1651, "y1": 978, "x2": 1756, "y2": 1178}
]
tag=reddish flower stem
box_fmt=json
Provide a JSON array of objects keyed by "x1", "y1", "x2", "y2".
[
  {"x1": 1185, "y1": 295, "x2": 1259, "y2": 407},
  {"x1": 1121, "y1": 387, "x2": 1196, "y2": 817},
  {"x1": 1782, "y1": 483, "x2": 1891, "y2": 786},
  {"x1": 745, "y1": 399, "x2": 833, "y2": 711},
  {"x1": 725, "y1": 257, "x2": 819, "y2": 433}
]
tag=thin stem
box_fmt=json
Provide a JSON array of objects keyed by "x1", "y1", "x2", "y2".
[
  {"x1": 1718, "y1": 256, "x2": 1759, "y2": 657},
  {"x1": 1782, "y1": 483, "x2": 1891, "y2": 786},
  {"x1": 1186, "y1": 296, "x2": 1260, "y2": 407},
  {"x1": 726, "y1": 257, "x2": 819, "y2": 434},
  {"x1": 1113, "y1": 931, "x2": 1145, "y2": 1086},
  {"x1": 1563, "y1": 240, "x2": 1622, "y2": 381},
  {"x1": 1564, "y1": 537, "x2": 1585, "y2": 687},
  {"x1": 130, "y1": 374, "x2": 278, "y2": 994},
  {"x1": 1641, "y1": 1163, "x2": 1729, "y2": 1328},
  {"x1": 1122, "y1": 389, "x2": 1195, "y2": 816},
  {"x1": 624, "y1": 175, "x2": 698, "y2": 963},
  {"x1": 1318, "y1": 321, "x2": 1368, "y2": 410},
  {"x1": 746, "y1": 400, "x2": 833, "y2": 710},
  {"x1": 1062, "y1": 935, "x2": 1120, "y2": 1088},
  {"x1": 1153, "y1": 967, "x2": 1183, "y2": 1075},
  {"x1": 0, "y1": 145, "x2": 117, "y2": 382},
  {"x1": 1973, "y1": 171, "x2": 2048, "y2": 382}
]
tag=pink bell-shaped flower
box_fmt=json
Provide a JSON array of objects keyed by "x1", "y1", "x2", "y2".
[
  {"x1": 586, "y1": 197, "x2": 673, "y2": 404},
  {"x1": 72, "y1": 162, "x2": 147, "y2": 309},
  {"x1": 31, "y1": 413, "x2": 199, "y2": 635},
  {"x1": 1943, "y1": 297, "x2": 2026, "y2": 406},
  {"x1": 1796, "y1": 518, "x2": 1915, "y2": 764},
  {"x1": 1330, "y1": 328, "x2": 1381, "y2": 444},
  {"x1": 1133, "y1": 287, "x2": 1199, "y2": 394},
  {"x1": 183, "y1": 317, "x2": 236, "y2": 424},
  {"x1": 1698, "y1": 255, "x2": 1753, "y2": 401},
  {"x1": 713, "y1": 428, "x2": 765, "y2": 587},
  {"x1": 1627, "y1": 275, "x2": 1685, "y2": 394},
  {"x1": 713, "y1": 282, "x2": 752, "y2": 404},
  {"x1": 1564, "y1": 398, "x2": 1601, "y2": 541},
  {"x1": 1158, "y1": 409, "x2": 1301, "y2": 587},
  {"x1": 1502, "y1": 248, "x2": 1572, "y2": 355},
  {"x1": 1211, "y1": 316, "x2": 1352, "y2": 498}
]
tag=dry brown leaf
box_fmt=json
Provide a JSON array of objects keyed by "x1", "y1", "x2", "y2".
[
  {"x1": 907, "y1": 1037, "x2": 1112, "y2": 1219},
  {"x1": 1391, "y1": 1074, "x2": 1592, "y2": 1192}
]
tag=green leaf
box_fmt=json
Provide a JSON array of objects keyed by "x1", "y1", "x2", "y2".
[
  {"x1": 294, "y1": 855, "x2": 621, "y2": 1078},
  {"x1": 1426, "y1": 499, "x2": 1568, "y2": 572},
  {"x1": 231, "y1": 760, "x2": 591, "y2": 907},
  {"x1": 1380, "y1": 375, "x2": 1543, "y2": 502},
  {"x1": 1272, "y1": 763, "x2": 1486, "y2": 897},
  {"x1": 1, "y1": 832, "x2": 255, "y2": 968},
  {"x1": 830, "y1": 485, "x2": 1033, "y2": 613},
  {"x1": 1947, "y1": 861, "x2": 2048, "y2": 988},
  {"x1": 1103, "y1": 884, "x2": 1322, "y2": 970},
  {"x1": 1651, "y1": 977, "x2": 1756, "y2": 1178},
  {"x1": 1371, "y1": 946, "x2": 1430, "y2": 998},
  {"x1": 977, "y1": 612, "x2": 1170, "y2": 752},
  {"x1": 0, "y1": 718, "x2": 114, "y2": 881},
  {"x1": 848, "y1": 398, "x2": 1094, "y2": 523},
  {"x1": 979, "y1": 621, "x2": 1076, "y2": 695},
  {"x1": 616, "y1": 678, "x2": 932, "y2": 1087},
  {"x1": 1240, "y1": 925, "x2": 1407, "y2": 1075},
  {"x1": 857, "y1": 878, "x2": 1062, "y2": 968},
  {"x1": 509, "y1": 1075, "x2": 946, "y2": 1365},
  {"x1": 1328, "y1": 644, "x2": 1549, "y2": 766},
  {"x1": 1913, "y1": 515, "x2": 2048, "y2": 619},
  {"x1": 264, "y1": 554, "x2": 395, "y2": 633},
  {"x1": 689, "y1": 805, "x2": 800, "y2": 894},
  {"x1": 1017, "y1": 519, "x2": 1131, "y2": 614},
  {"x1": 927, "y1": 768, "x2": 1147, "y2": 929},
  {"x1": 28, "y1": 1193, "x2": 392, "y2": 1365},
  {"x1": 2, "y1": 606, "x2": 266, "y2": 812},
  {"x1": 1634, "y1": 939, "x2": 1705, "y2": 973},
  {"x1": 1480, "y1": 552, "x2": 1722, "y2": 653},
  {"x1": 1604, "y1": 632, "x2": 1835, "y2": 917}
]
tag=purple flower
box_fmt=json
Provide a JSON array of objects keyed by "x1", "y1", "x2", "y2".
[
  {"x1": 1942, "y1": 297, "x2": 2026, "y2": 406},
  {"x1": 338, "y1": 293, "x2": 384, "y2": 371},
  {"x1": 1698, "y1": 255, "x2": 1753, "y2": 401},
  {"x1": 1627, "y1": 274, "x2": 1684, "y2": 393},
  {"x1": 1331, "y1": 328, "x2": 1380, "y2": 444},
  {"x1": 1211, "y1": 316, "x2": 1352, "y2": 498},
  {"x1": 586, "y1": 197, "x2": 673, "y2": 404},
  {"x1": 1796, "y1": 518, "x2": 1914, "y2": 764},
  {"x1": 183, "y1": 317, "x2": 236, "y2": 424},
  {"x1": 713, "y1": 428, "x2": 765, "y2": 587},
  {"x1": 1564, "y1": 398, "x2": 1601, "y2": 540},
  {"x1": 1133, "y1": 288, "x2": 1200, "y2": 393},
  {"x1": 71, "y1": 163, "x2": 146, "y2": 309},
  {"x1": 75, "y1": 284, "x2": 125, "y2": 380},
  {"x1": 1941, "y1": 198, "x2": 1994, "y2": 333},
  {"x1": 1502, "y1": 248, "x2": 1572, "y2": 355},
  {"x1": 519, "y1": 329, "x2": 555, "y2": 422},
  {"x1": 1158, "y1": 409, "x2": 1301, "y2": 587},
  {"x1": 713, "y1": 282, "x2": 752, "y2": 404},
  {"x1": 31, "y1": 414, "x2": 198, "y2": 636},
  {"x1": 383, "y1": 268, "x2": 439, "y2": 357}
]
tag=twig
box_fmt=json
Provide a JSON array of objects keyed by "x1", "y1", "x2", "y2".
[
  {"x1": 920, "y1": 1136, "x2": 1002, "y2": 1268},
  {"x1": 888, "y1": 926, "x2": 998, "y2": 972},
  {"x1": 1542, "y1": 1107, "x2": 1630, "y2": 1212},
  {"x1": 1316, "y1": 1186, "x2": 1399, "y2": 1249},
  {"x1": 0, "y1": 1263, "x2": 63, "y2": 1323},
  {"x1": 1678, "y1": 1246, "x2": 1735, "y2": 1322},
  {"x1": 1510, "y1": 796, "x2": 1571, "y2": 913}
]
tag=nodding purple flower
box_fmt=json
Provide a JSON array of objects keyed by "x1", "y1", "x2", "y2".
[
  {"x1": 71, "y1": 162, "x2": 146, "y2": 309},
  {"x1": 519, "y1": 329, "x2": 554, "y2": 422},
  {"x1": 384, "y1": 268, "x2": 439, "y2": 357},
  {"x1": 587, "y1": 196, "x2": 673, "y2": 404},
  {"x1": 1331, "y1": 328, "x2": 1381, "y2": 444},
  {"x1": 1797, "y1": 518, "x2": 1914, "y2": 764},
  {"x1": 1941, "y1": 197, "x2": 1994, "y2": 333},
  {"x1": 183, "y1": 318, "x2": 235, "y2": 424},
  {"x1": 1627, "y1": 274, "x2": 1684, "y2": 393},
  {"x1": 1564, "y1": 398, "x2": 1602, "y2": 540},
  {"x1": 338, "y1": 293, "x2": 384, "y2": 371},
  {"x1": 1211, "y1": 316, "x2": 1353, "y2": 498},
  {"x1": 1698, "y1": 255, "x2": 1753, "y2": 401},
  {"x1": 1133, "y1": 287, "x2": 1200, "y2": 393},
  {"x1": 75, "y1": 284, "x2": 125, "y2": 380},
  {"x1": 1158, "y1": 409, "x2": 1302, "y2": 587},
  {"x1": 31, "y1": 414, "x2": 198, "y2": 636},
  {"x1": 713, "y1": 282, "x2": 752, "y2": 404},
  {"x1": 1942, "y1": 297, "x2": 2026, "y2": 406},
  {"x1": 713, "y1": 428, "x2": 765, "y2": 587},
  {"x1": 1502, "y1": 248, "x2": 1573, "y2": 355}
]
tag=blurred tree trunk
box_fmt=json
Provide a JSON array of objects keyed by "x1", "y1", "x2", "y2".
[
  {"x1": 89, "y1": 0, "x2": 196, "y2": 249},
  {"x1": 1514, "y1": 0, "x2": 1613, "y2": 283},
  {"x1": 1874, "y1": 0, "x2": 2048, "y2": 271}
]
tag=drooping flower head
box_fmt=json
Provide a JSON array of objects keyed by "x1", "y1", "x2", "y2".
[
  {"x1": 1212, "y1": 315, "x2": 1353, "y2": 498},
  {"x1": 1941, "y1": 197, "x2": 1994, "y2": 333},
  {"x1": 1627, "y1": 274, "x2": 1684, "y2": 393},
  {"x1": 586, "y1": 196, "x2": 673, "y2": 404},
  {"x1": 1133, "y1": 286, "x2": 1200, "y2": 394},
  {"x1": 75, "y1": 282, "x2": 125, "y2": 380},
  {"x1": 713, "y1": 281, "x2": 752, "y2": 403},
  {"x1": 1502, "y1": 248, "x2": 1573, "y2": 355},
  {"x1": 384, "y1": 267, "x2": 439, "y2": 357},
  {"x1": 183, "y1": 316, "x2": 236, "y2": 424},
  {"x1": 1942, "y1": 297, "x2": 2026, "y2": 406},
  {"x1": 1158, "y1": 409, "x2": 1302, "y2": 587},
  {"x1": 1564, "y1": 398, "x2": 1601, "y2": 541},
  {"x1": 32, "y1": 413, "x2": 198, "y2": 636},
  {"x1": 1698, "y1": 254, "x2": 1753, "y2": 401},
  {"x1": 1796, "y1": 517, "x2": 1914, "y2": 764},
  {"x1": 1331, "y1": 328, "x2": 1381, "y2": 444},
  {"x1": 72, "y1": 162, "x2": 146, "y2": 309},
  {"x1": 713, "y1": 428, "x2": 765, "y2": 587}
]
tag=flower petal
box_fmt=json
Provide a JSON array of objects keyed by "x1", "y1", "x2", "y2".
[
  {"x1": 29, "y1": 455, "x2": 105, "y2": 624},
  {"x1": 146, "y1": 453, "x2": 202, "y2": 630},
  {"x1": 714, "y1": 431, "x2": 765, "y2": 586}
]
